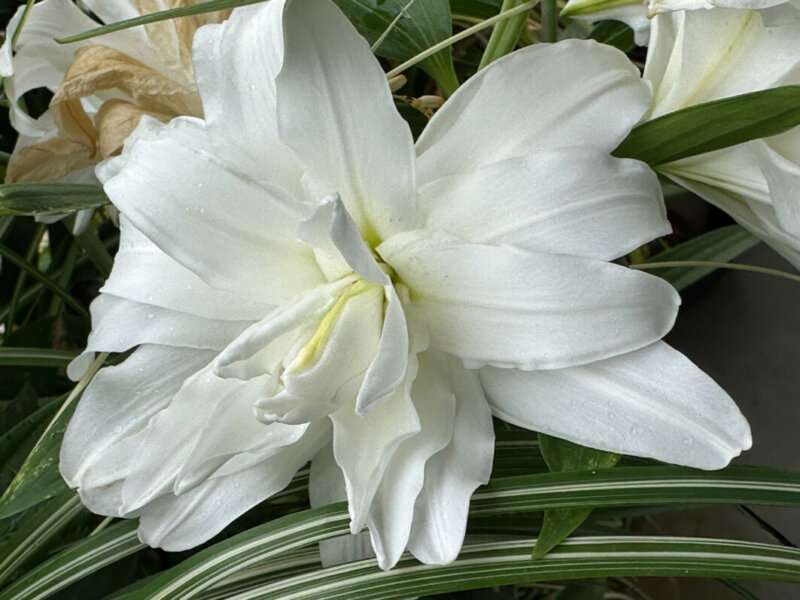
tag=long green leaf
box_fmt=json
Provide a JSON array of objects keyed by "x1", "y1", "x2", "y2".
[
  {"x1": 0, "y1": 492, "x2": 84, "y2": 588},
  {"x1": 0, "y1": 396, "x2": 61, "y2": 494},
  {"x1": 636, "y1": 224, "x2": 760, "y2": 291},
  {"x1": 0, "y1": 242, "x2": 89, "y2": 320},
  {"x1": 0, "y1": 348, "x2": 78, "y2": 368},
  {"x1": 613, "y1": 86, "x2": 800, "y2": 166},
  {"x1": 533, "y1": 435, "x2": 620, "y2": 558},
  {"x1": 0, "y1": 184, "x2": 107, "y2": 216},
  {"x1": 129, "y1": 464, "x2": 800, "y2": 600},
  {"x1": 333, "y1": 0, "x2": 459, "y2": 95},
  {"x1": 224, "y1": 537, "x2": 800, "y2": 600},
  {"x1": 0, "y1": 522, "x2": 144, "y2": 600},
  {"x1": 0, "y1": 355, "x2": 106, "y2": 520}
]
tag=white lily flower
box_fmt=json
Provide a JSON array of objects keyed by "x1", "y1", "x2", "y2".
[
  {"x1": 0, "y1": 0, "x2": 228, "y2": 184},
  {"x1": 61, "y1": 0, "x2": 751, "y2": 569},
  {"x1": 561, "y1": 0, "x2": 799, "y2": 46},
  {"x1": 645, "y1": 8, "x2": 800, "y2": 268}
]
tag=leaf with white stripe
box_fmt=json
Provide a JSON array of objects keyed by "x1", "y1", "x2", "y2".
[
  {"x1": 219, "y1": 537, "x2": 800, "y2": 600},
  {"x1": 0, "y1": 492, "x2": 85, "y2": 588},
  {"x1": 128, "y1": 464, "x2": 800, "y2": 600},
  {"x1": 0, "y1": 522, "x2": 144, "y2": 600}
]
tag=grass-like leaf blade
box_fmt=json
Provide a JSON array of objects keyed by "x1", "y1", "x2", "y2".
[
  {"x1": 641, "y1": 224, "x2": 760, "y2": 291},
  {"x1": 613, "y1": 86, "x2": 800, "y2": 166},
  {"x1": 0, "y1": 184, "x2": 107, "y2": 216},
  {"x1": 128, "y1": 464, "x2": 800, "y2": 600}
]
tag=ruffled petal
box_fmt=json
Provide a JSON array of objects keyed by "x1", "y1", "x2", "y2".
[
  {"x1": 331, "y1": 354, "x2": 421, "y2": 533},
  {"x1": 365, "y1": 351, "x2": 456, "y2": 569},
  {"x1": 60, "y1": 345, "x2": 215, "y2": 492},
  {"x1": 102, "y1": 216, "x2": 271, "y2": 321},
  {"x1": 407, "y1": 356, "x2": 494, "y2": 565},
  {"x1": 420, "y1": 147, "x2": 668, "y2": 261},
  {"x1": 98, "y1": 115, "x2": 324, "y2": 304},
  {"x1": 378, "y1": 230, "x2": 680, "y2": 370},
  {"x1": 481, "y1": 341, "x2": 752, "y2": 469},
  {"x1": 191, "y1": 0, "x2": 304, "y2": 194},
  {"x1": 136, "y1": 420, "x2": 330, "y2": 551},
  {"x1": 416, "y1": 39, "x2": 651, "y2": 182},
  {"x1": 276, "y1": 0, "x2": 417, "y2": 241}
]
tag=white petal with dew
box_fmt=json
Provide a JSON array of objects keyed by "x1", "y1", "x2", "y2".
[
  {"x1": 99, "y1": 115, "x2": 323, "y2": 304},
  {"x1": 137, "y1": 420, "x2": 330, "y2": 551},
  {"x1": 331, "y1": 354, "x2": 421, "y2": 533},
  {"x1": 366, "y1": 350, "x2": 457, "y2": 570},
  {"x1": 481, "y1": 341, "x2": 752, "y2": 470},
  {"x1": 416, "y1": 40, "x2": 651, "y2": 182},
  {"x1": 408, "y1": 356, "x2": 494, "y2": 565},
  {"x1": 60, "y1": 346, "x2": 214, "y2": 492},
  {"x1": 420, "y1": 147, "x2": 668, "y2": 261},
  {"x1": 276, "y1": 0, "x2": 417, "y2": 241},
  {"x1": 379, "y1": 230, "x2": 680, "y2": 371}
]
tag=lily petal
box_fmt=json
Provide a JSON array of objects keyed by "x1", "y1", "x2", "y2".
[
  {"x1": 416, "y1": 40, "x2": 651, "y2": 182},
  {"x1": 407, "y1": 356, "x2": 494, "y2": 565},
  {"x1": 276, "y1": 0, "x2": 417, "y2": 241},
  {"x1": 192, "y1": 0, "x2": 304, "y2": 194},
  {"x1": 481, "y1": 341, "x2": 752, "y2": 469},
  {"x1": 331, "y1": 354, "x2": 421, "y2": 533},
  {"x1": 420, "y1": 147, "x2": 668, "y2": 261},
  {"x1": 137, "y1": 420, "x2": 330, "y2": 551},
  {"x1": 99, "y1": 115, "x2": 324, "y2": 304},
  {"x1": 379, "y1": 230, "x2": 680, "y2": 370},
  {"x1": 366, "y1": 351, "x2": 457, "y2": 570},
  {"x1": 60, "y1": 345, "x2": 215, "y2": 490},
  {"x1": 103, "y1": 216, "x2": 271, "y2": 321}
]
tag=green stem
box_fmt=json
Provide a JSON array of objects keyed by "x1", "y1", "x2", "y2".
[
  {"x1": 541, "y1": 0, "x2": 558, "y2": 42},
  {"x1": 478, "y1": 0, "x2": 533, "y2": 70},
  {"x1": 385, "y1": 1, "x2": 536, "y2": 80},
  {"x1": 6, "y1": 223, "x2": 45, "y2": 332},
  {"x1": 631, "y1": 260, "x2": 800, "y2": 284},
  {"x1": 0, "y1": 241, "x2": 90, "y2": 320},
  {"x1": 11, "y1": 0, "x2": 36, "y2": 47},
  {"x1": 48, "y1": 237, "x2": 80, "y2": 317}
]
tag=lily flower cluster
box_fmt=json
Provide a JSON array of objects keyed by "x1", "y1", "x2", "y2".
[{"x1": 5, "y1": 0, "x2": 786, "y2": 572}]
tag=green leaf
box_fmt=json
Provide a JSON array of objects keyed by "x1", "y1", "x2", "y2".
[
  {"x1": 0, "y1": 347, "x2": 78, "y2": 368},
  {"x1": 613, "y1": 86, "x2": 800, "y2": 166},
  {"x1": 0, "y1": 492, "x2": 84, "y2": 588},
  {"x1": 478, "y1": 0, "x2": 532, "y2": 68},
  {"x1": 637, "y1": 225, "x2": 761, "y2": 292},
  {"x1": 332, "y1": 0, "x2": 459, "y2": 95},
  {"x1": 0, "y1": 395, "x2": 60, "y2": 494},
  {"x1": 450, "y1": 0, "x2": 503, "y2": 19},
  {"x1": 588, "y1": 20, "x2": 634, "y2": 52},
  {"x1": 533, "y1": 435, "x2": 621, "y2": 558},
  {"x1": 0, "y1": 395, "x2": 75, "y2": 520},
  {"x1": 205, "y1": 537, "x2": 800, "y2": 600},
  {"x1": 0, "y1": 521, "x2": 144, "y2": 600},
  {"x1": 129, "y1": 464, "x2": 800, "y2": 599},
  {"x1": 0, "y1": 184, "x2": 107, "y2": 217}
]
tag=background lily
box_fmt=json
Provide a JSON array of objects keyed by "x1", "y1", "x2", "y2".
[
  {"x1": 645, "y1": 8, "x2": 800, "y2": 269},
  {"x1": 0, "y1": 0, "x2": 229, "y2": 187},
  {"x1": 59, "y1": 0, "x2": 751, "y2": 572},
  {"x1": 561, "y1": 0, "x2": 799, "y2": 45}
]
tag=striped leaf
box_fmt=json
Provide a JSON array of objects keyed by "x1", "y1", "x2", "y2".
[
  {"x1": 225, "y1": 537, "x2": 800, "y2": 600},
  {"x1": 128, "y1": 464, "x2": 800, "y2": 600},
  {"x1": 0, "y1": 492, "x2": 85, "y2": 588},
  {"x1": 0, "y1": 348, "x2": 78, "y2": 368},
  {"x1": 0, "y1": 522, "x2": 144, "y2": 600},
  {"x1": 0, "y1": 184, "x2": 107, "y2": 217}
]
